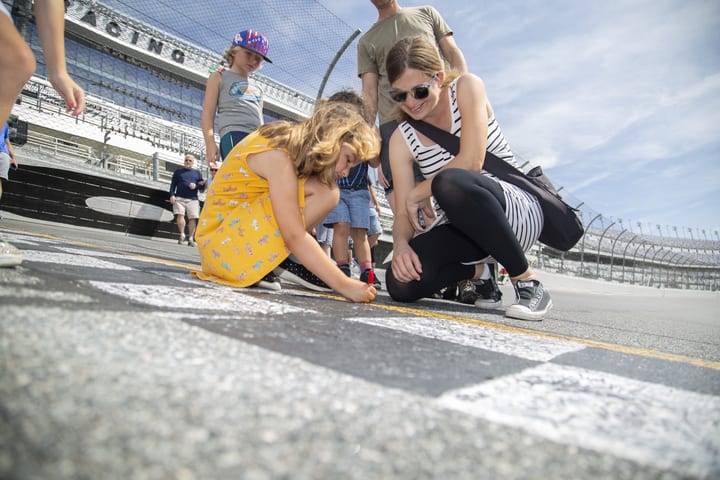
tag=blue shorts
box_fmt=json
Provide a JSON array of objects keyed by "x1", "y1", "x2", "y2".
[
  {"x1": 220, "y1": 131, "x2": 250, "y2": 160},
  {"x1": 368, "y1": 206, "x2": 382, "y2": 236},
  {"x1": 324, "y1": 188, "x2": 370, "y2": 229}
]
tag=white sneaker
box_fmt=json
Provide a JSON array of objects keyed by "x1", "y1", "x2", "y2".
[
  {"x1": 0, "y1": 240, "x2": 23, "y2": 267},
  {"x1": 178, "y1": 234, "x2": 186, "y2": 245}
]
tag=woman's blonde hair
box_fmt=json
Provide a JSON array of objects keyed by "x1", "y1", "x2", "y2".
[
  {"x1": 257, "y1": 101, "x2": 380, "y2": 186},
  {"x1": 385, "y1": 36, "x2": 459, "y2": 121}
]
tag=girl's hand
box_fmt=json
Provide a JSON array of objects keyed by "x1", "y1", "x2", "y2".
[
  {"x1": 48, "y1": 73, "x2": 85, "y2": 116},
  {"x1": 338, "y1": 279, "x2": 377, "y2": 303},
  {"x1": 206, "y1": 145, "x2": 219, "y2": 164},
  {"x1": 391, "y1": 243, "x2": 422, "y2": 283}
]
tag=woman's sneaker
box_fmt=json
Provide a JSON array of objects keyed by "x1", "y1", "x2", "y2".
[
  {"x1": 253, "y1": 272, "x2": 282, "y2": 291},
  {"x1": 274, "y1": 258, "x2": 331, "y2": 292},
  {"x1": 505, "y1": 279, "x2": 552, "y2": 321},
  {"x1": 474, "y1": 278, "x2": 503, "y2": 309}
]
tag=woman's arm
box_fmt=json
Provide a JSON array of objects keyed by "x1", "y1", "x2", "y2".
[
  {"x1": 250, "y1": 150, "x2": 376, "y2": 302},
  {"x1": 201, "y1": 72, "x2": 222, "y2": 162},
  {"x1": 388, "y1": 130, "x2": 427, "y2": 282}
]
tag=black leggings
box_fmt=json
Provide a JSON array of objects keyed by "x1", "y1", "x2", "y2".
[{"x1": 386, "y1": 168, "x2": 529, "y2": 302}]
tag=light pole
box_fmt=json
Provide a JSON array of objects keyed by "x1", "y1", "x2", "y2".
[
  {"x1": 620, "y1": 234, "x2": 639, "y2": 283},
  {"x1": 579, "y1": 213, "x2": 602, "y2": 276},
  {"x1": 608, "y1": 228, "x2": 627, "y2": 282},
  {"x1": 596, "y1": 221, "x2": 617, "y2": 278},
  {"x1": 641, "y1": 245, "x2": 656, "y2": 285},
  {"x1": 631, "y1": 242, "x2": 647, "y2": 284}
]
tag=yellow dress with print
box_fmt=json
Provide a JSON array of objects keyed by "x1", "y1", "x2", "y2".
[{"x1": 193, "y1": 130, "x2": 304, "y2": 287}]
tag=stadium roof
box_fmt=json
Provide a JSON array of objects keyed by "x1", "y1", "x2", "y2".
[{"x1": 97, "y1": 0, "x2": 363, "y2": 100}]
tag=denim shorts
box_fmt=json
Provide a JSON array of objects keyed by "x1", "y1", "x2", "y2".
[
  {"x1": 324, "y1": 188, "x2": 370, "y2": 229},
  {"x1": 368, "y1": 206, "x2": 382, "y2": 236}
]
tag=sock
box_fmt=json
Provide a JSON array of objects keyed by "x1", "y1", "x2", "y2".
[
  {"x1": 360, "y1": 262, "x2": 372, "y2": 272},
  {"x1": 479, "y1": 264, "x2": 492, "y2": 280}
]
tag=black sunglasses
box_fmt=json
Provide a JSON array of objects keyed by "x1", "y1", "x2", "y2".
[{"x1": 388, "y1": 74, "x2": 438, "y2": 103}]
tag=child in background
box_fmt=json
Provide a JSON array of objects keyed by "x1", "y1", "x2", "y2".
[
  {"x1": 201, "y1": 29, "x2": 270, "y2": 163},
  {"x1": 193, "y1": 101, "x2": 380, "y2": 303},
  {"x1": 323, "y1": 90, "x2": 381, "y2": 285}
]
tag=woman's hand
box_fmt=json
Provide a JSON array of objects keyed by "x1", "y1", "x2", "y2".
[
  {"x1": 391, "y1": 243, "x2": 422, "y2": 283},
  {"x1": 406, "y1": 192, "x2": 435, "y2": 233}
]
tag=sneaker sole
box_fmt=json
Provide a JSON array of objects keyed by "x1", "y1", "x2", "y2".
[
  {"x1": 254, "y1": 279, "x2": 282, "y2": 291},
  {"x1": 0, "y1": 256, "x2": 23, "y2": 268},
  {"x1": 474, "y1": 298, "x2": 503, "y2": 309},
  {"x1": 504, "y1": 299, "x2": 553, "y2": 321},
  {"x1": 273, "y1": 267, "x2": 332, "y2": 293}
]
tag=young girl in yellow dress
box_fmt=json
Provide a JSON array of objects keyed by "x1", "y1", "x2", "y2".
[{"x1": 193, "y1": 100, "x2": 380, "y2": 303}]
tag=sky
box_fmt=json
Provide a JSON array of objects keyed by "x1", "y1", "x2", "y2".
[
  {"x1": 97, "y1": 0, "x2": 720, "y2": 237},
  {"x1": 322, "y1": 0, "x2": 720, "y2": 238}
]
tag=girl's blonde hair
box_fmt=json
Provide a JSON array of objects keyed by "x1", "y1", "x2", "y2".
[
  {"x1": 221, "y1": 46, "x2": 241, "y2": 68},
  {"x1": 257, "y1": 101, "x2": 380, "y2": 186},
  {"x1": 385, "y1": 36, "x2": 459, "y2": 122}
]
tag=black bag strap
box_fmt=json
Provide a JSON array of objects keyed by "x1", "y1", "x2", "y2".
[
  {"x1": 407, "y1": 118, "x2": 514, "y2": 176},
  {"x1": 407, "y1": 118, "x2": 461, "y2": 155}
]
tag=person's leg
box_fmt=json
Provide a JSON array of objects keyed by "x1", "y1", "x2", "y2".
[
  {"x1": 331, "y1": 222, "x2": 352, "y2": 276},
  {"x1": 185, "y1": 200, "x2": 200, "y2": 246},
  {"x1": 385, "y1": 225, "x2": 479, "y2": 302},
  {"x1": 0, "y1": 13, "x2": 35, "y2": 125},
  {"x1": 432, "y1": 168, "x2": 551, "y2": 320},
  {"x1": 432, "y1": 168, "x2": 529, "y2": 276},
  {"x1": 175, "y1": 214, "x2": 186, "y2": 241}
]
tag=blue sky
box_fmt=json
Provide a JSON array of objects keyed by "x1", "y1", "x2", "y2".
[
  {"x1": 99, "y1": 0, "x2": 719, "y2": 237},
  {"x1": 322, "y1": 0, "x2": 720, "y2": 237}
]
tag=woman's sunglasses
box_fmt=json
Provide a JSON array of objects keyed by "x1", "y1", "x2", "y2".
[{"x1": 388, "y1": 74, "x2": 438, "y2": 103}]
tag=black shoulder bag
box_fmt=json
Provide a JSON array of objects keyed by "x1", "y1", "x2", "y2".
[{"x1": 407, "y1": 118, "x2": 583, "y2": 251}]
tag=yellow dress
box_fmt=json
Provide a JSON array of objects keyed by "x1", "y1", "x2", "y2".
[{"x1": 193, "y1": 131, "x2": 305, "y2": 287}]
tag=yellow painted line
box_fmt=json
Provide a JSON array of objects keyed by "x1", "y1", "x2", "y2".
[
  {"x1": 317, "y1": 292, "x2": 720, "y2": 371},
  {"x1": 8, "y1": 225, "x2": 719, "y2": 371}
]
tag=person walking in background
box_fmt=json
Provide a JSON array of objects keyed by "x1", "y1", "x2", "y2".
[
  {"x1": 323, "y1": 89, "x2": 381, "y2": 286},
  {"x1": 0, "y1": 0, "x2": 85, "y2": 126},
  {"x1": 384, "y1": 36, "x2": 552, "y2": 321},
  {"x1": 0, "y1": 121, "x2": 21, "y2": 267},
  {"x1": 192, "y1": 101, "x2": 380, "y2": 303},
  {"x1": 201, "y1": 29, "x2": 270, "y2": 164},
  {"x1": 169, "y1": 154, "x2": 206, "y2": 247}
]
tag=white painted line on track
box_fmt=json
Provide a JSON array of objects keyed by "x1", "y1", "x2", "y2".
[
  {"x1": 348, "y1": 316, "x2": 585, "y2": 362},
  {"x1": 57, "y1": 247, "x2": 164, "y2": 263},
  {"x1": 89, "y1": 282, "x2": 313, "y2": 315},
  {"x1": 438, "y1": 363, "x2": 720, "y2": 476},
  {"x1": 21, "y1": 250, "x2": 135, "y2": 270}
]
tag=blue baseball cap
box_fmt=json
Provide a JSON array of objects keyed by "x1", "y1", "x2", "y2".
[{"x1": 232, "y1": 29, "x2": 272, "y2": 63}]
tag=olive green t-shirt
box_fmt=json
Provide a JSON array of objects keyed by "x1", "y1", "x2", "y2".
[{"x1": 357, "y1": 6, "x2": 453, "y2": 124}]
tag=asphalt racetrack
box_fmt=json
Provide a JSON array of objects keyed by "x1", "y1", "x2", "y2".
[{"x1": 1, "y1": 212, "x2": 719, "y2": 479}]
